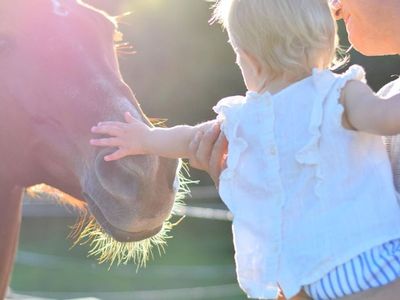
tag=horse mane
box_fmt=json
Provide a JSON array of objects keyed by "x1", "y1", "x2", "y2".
[
  {"x1": 26, "y1": 184, "x2": 87, "y2": 212},
  {"x1": 77, "y1": 1, "x2": 134, "y2": 53}
]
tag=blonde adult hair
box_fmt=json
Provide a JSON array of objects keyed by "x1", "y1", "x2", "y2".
[{"x1": 212, "y1": 0, "x2": 340, "y2": 79}]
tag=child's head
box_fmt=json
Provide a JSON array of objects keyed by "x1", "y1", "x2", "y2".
[{"x1": 212, "y1": 0, "x2": 339, "y2": 82}]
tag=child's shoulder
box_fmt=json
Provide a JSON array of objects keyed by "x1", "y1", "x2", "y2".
[
  {"x1": 213, "y1": 95, "x2": 246, "y2": 116},
  {"x1": 339, "y1": 65, "x2": 370, "y2": 102},
  {"x1": 313, "y1": 65, "x2": 366, "y2": 87},
  {"x1": 337, "y1": 64, "x2": 366, "y2": 82},
  {"x1": 324, "y1": 65, "x2": 368, "y2": 106},
  {"x1": 215, "y1": 95, "x2": 246, "y2": 108},
  {"x1": 212, "y1": 96, "x2": 246, "y2": 131}
]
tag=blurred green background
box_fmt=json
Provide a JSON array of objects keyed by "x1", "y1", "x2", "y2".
[{"x1": 10, "y1": 0, "x2": 400, "y2": 299}]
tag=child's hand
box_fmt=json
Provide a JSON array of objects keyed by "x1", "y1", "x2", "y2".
[{"x1": 90, "y1": 112, "x2": 151, "y2": 161}]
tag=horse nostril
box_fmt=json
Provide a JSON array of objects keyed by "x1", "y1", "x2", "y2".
[
  {"x1": 116, "y1": 155, "x2": 154, "y2": 180},
  {"x1": 92, "y1": 149, "x2": 140, "y2": 199}
]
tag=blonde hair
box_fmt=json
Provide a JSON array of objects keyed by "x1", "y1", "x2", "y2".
[{"x1": 212, "y1": 0, "x2": 340, "y2": 79}]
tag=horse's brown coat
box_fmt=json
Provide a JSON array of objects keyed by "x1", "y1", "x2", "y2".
[{"x1": 0, "y1": 1, "x2": 178, "y2": 297}]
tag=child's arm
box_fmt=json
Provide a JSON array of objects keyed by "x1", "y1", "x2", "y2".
[
  {"x1": 90, "y1": 112, "x2": 217, "y2": 161},
  {"x1": 341, "y1": 80, "x2": 400, "y2": 135}
]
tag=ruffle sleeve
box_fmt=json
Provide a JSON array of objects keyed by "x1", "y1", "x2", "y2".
[
  {"x1": 332, "y1": 65, "x2": 366, "y2": 128},
  {"x1": 295, "y1": 65, "x2": 366, "y2": 198},
  {"x1": 294, "y1": 69, "x2": 330, "y2": 197},
  {"x1": 213, "y1": 95, "x2": 245, "y2": 133}
]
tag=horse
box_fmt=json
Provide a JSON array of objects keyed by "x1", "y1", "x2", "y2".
[{"x1": 0, "y1": 0, "x2": 182, "y2": 297}]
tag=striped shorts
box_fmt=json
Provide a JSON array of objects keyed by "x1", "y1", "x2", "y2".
[{"x1": 303, "y1": 239, "x2": 400, "y2": 300}]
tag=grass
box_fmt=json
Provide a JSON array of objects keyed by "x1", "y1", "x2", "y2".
[{"x1": 10, "y1": 215, "x2": 246, "y2": 299}]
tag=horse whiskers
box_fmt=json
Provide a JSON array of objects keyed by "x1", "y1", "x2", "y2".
[
  {"x1": 70, "y1": 162, "x2": 194, "y2": 268},
  {"x1": 72, "y1": 217, "x2": 174, "y2": 269},
  {"x1": 68, "y1": 210, "x2": 91, "y2": 242}
]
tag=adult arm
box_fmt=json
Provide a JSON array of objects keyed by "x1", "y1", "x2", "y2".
[{"x1": 342, "y1": 80, "x2": 400, "y2": 135}]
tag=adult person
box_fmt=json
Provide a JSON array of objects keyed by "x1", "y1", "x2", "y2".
[
  {"x1": 189, "y1": 0, "x2": 400, "y2": 188},
  {"x1": 188, "y1": 1, "x2": 400, "y2": 299}
]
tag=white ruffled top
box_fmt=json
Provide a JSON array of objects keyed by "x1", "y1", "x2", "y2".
[{"x1": 214, "y1": 65, "x2": 400, "y2": 299}]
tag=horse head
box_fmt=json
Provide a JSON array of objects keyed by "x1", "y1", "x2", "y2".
[{"x1": 0, "y1": 0, "x2": 181, "y2": 264}]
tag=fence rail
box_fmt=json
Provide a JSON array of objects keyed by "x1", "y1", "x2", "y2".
[{"x1": 22, "y1": 186, "x2": 232, "y2": 221}]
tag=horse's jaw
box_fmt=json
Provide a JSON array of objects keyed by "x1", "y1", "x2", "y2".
[
  {"x1": 74, "y1": 167, "x2": 183, "y2": 267},
  {"x1": 82, "y1": 192, "x2": 164, "y2": 243}
]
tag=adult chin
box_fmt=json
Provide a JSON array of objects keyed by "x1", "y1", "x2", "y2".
[{"x1": 347, "y1": 22, "x2": 398, "y2": 56}]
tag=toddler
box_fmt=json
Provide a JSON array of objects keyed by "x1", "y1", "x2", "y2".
[{"x1": 91, "y1": 0, "x2": 400, "y2": 299}]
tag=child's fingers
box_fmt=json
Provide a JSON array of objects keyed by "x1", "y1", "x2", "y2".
[
  {"x1": 104, "y1": 149, "x2": 128, "y2": 161},
  {"x1": 91, "y1": 124, "x2": 123, "y2": 136},
  {"x1": 90, "y1": 137, "x2": 121, "y2": 147}
]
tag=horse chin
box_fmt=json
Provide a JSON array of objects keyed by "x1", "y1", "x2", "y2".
[{"x1": 83, "y1": 193, "x2": 163, "y2": 243}]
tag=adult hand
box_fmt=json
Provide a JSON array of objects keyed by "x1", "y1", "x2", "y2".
[{"x1": 188, "y1": 122, "x2": 228, "y2": 188}]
